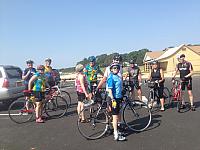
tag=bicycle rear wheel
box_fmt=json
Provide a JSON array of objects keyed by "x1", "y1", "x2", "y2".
[
  {"x1": 60, "y1": 91, "x2": 72, "y2": 107},
  {"x1": 8, "y1": 97, "x2": 34, "y2": 124},
  {"x1": 44, "y1": 96, "x2": 68, "y2": 118},
  {"x1": 123, "y1": 100, "x2": 152, "y2": 132},
  {"x1": 77, "y1": 103, "x2": 109, "y2": 140}
]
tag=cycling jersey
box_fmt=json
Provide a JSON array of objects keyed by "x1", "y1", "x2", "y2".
[
  {"x1": 107, "y1": 73, "x2": 123, "y2": 99},
  {"x1": 85, "y1": 64, "x2": 101, "y2": 82},
  {"x1": 75, "y1": 73, "x2": 88, "y2": 93},
  {"x1": 44, "y1": 66, "x2": 52, "y2": 73},
  {"x1": 127, "y1": 66, "x2": 140, "y2": 81},
  {"x1": 32, "y1": 72, "x2": 46, "y2": 92},
  {"x1": 177, "y1": 61, "x2": 193, "y2": 80},
  {"x1": 23, "y1": 68, "x2": 37, "y2": 85}
]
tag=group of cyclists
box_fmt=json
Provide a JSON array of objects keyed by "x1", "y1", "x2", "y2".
[
  {"x1": 22, "y1": 58, "x2": 60, "y2": 123},
  {"x1": 21, "y1": 53, "x2": 195, "y2": 140},
  {"x1": 75, "y1": 53, "x2": 195, "y2": 141}
]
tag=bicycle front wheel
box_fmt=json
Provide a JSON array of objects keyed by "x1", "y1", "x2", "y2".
[
  {"x1": 8, "y1": 97, "x2": 34, "y2": 124},
  {"x1": 44, "y1": 96, "x2": 68, "y2": 118},
  {"x1": 77, "y1": 103, "x2": 109, "y2": 140},
  {"x1": 163, "y1": 87, "x2": 171, "y2": 108},
  {"x1": 123, "y1": 100, "x2": 152, "y2": 132},
  {"x1": 60, "y1": 91, "x2": 72, "y2": 107}
]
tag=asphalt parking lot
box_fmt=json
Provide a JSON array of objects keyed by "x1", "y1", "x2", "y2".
[{"x1": 0, "y1": 77, "x2": 200, "y2": 150}]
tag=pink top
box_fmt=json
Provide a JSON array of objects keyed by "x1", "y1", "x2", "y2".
[{"x1": 75, "y1": 73, "x2": 88, "y2": 93}]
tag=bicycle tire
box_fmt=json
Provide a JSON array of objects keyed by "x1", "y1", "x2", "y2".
[
  {"x1": 8, "y1": 97, "x2": 34, "y2": 124},
  {"x1": 60, "y1": 91, "x2": 72, "y2": 107},
  {"x1": 77, "y1": 103, "x2": 109, "y2": 140},
  {"x1": 163, "y1": 87, "x2": 171, "y2": 108},
  {"x1": 44, "y1": 96, "x2": 68, "y2": 118},
  {"x1": 123, "y1": 100, "x2": 152, "y2": 132}
]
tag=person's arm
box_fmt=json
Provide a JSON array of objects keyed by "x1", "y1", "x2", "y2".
[
  {"x1": 107, "y1": 76, "x2": 114, "y2": 100},
  {"x1": 108, "y1": 89, "x2": 114, "y2": 100},
  {"x1": 97, "y1": 67, "x2": 109, "y2": 89},
  {"x1": 22, "y1": 69, "x2": 31, "y2": 80},
  {"x1": 79, "y1": 75, "x2": 89, "y2": 98},
  {"x1": 28, "y1": 75, "x2": 37, "y2": 90},
  {"x1": 138, "y1": 69, "x2": 142, "y2": 84},
  {"x1": 185, "y1": 63, "x2": 193, "y2": 78},
  {"x1": 159, "y1": 69, "x2": 164, "y2": 83}
]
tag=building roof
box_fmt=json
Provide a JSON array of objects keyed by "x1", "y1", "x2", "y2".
[
  {"x1": 187, "y1": 45, "x2": 200, "y2": 54},
  {"x1": 156, "y1": 44, "x2": 184, "y2": 60},
  {"x1": 143, "y1": 51, "x2": 164, "y2": 62}
]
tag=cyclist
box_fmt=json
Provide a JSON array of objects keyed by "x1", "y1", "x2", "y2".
[
  {"x1": 124, "y1": 59, "x2": 142, "y2": 101},
  {"x1": 84, "y1": 56, "x2": 104, "y2": 93},
  {"x1": 44, "y1": 58, "x2": 55, "y2": 87},
  {"x1": 75, "y1": 64, "x2": 92, "y2": 123},
  {"x1": 107, "y1": 63, "x2": 126, "y2": 141},
  {"x1": 147, "y1": 60, "x2": 165, "y2": 111},
  {"x1": 22, "y1": 60, "x2": 36, "y2": 90},
  {"x1": 97, "y1": 54, "x2": 123, "y2": 89},
  {"x1": 28, "y1": 65, "x2": 48, "y2": 123},
  {"x1": 172, "y1": 54, "x2": 195, "y2": 111}
]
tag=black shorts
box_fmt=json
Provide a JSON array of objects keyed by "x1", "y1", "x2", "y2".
[
  {"x1": 129, "y1": 81, "x2": 141, "y2": 91},
  {"x1": 33, "y1": 91, "x2": 45, "y2": 102},
  {"x1": 181, "y1": 80, "x2": 192, "y2": 91},
  {"x1": 77, "y1": 91, "x2": 86, "y2": 102},
  {"x1": 111, "y1": 98, "x2": 122, "y2": 115},
  {"x1": 154, "y1": 85, "x2": 164, "y2": 99}
]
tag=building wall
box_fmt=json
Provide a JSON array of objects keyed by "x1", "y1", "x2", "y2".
[{"x1": 159, "y1": 46, "x2": 200, "y2": 73}]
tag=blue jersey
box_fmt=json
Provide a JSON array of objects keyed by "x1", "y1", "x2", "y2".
[
  {"x1": 23, "y1": 68, "x2": 37, "y2": 85},
  {"x1": 107, "y1": 73, "x2": 123, "y2": 99}
]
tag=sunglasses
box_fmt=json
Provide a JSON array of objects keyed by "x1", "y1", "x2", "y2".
[{"x1": 113, "y1": 67, "x2": 119, "y2": 70}]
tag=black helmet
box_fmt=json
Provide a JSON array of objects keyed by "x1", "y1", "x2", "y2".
[
  {"x1": 113, "y1": 54, "x2": 122, "y2": 61},
  {"x1": 88, "y1": 56, "x2": 96, "y2": 62},
  {"x1": 26, "y1": 59, "x2": 34, "y2": 64}
]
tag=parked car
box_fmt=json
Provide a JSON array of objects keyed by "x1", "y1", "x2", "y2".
[{"x1": 0, "y1": 65, "x2": 25, "y2": 104}]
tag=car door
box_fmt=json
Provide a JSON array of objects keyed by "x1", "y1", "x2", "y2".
[{"x1": 4, "y1": 67, "x2": 25, "y2": 98}]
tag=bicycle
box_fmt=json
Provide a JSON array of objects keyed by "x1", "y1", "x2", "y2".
[
  {"x1": 55, "y1": 81, "x2": 72, "y2": 107},
  {"x1": 8, "y1": 89, "x2": 68, "y2": 124},
  {"x1": 77, "y1": 90, "x2": 152, "y2": 140},
  {"x1": 145, "y1": 80, "x2": 171, "y2": 110},
  {"x1": 170, "y1": 79, "x2": 191, "y2": 112}
]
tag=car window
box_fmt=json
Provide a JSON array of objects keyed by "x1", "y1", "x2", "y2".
[
  {"x1": 0, "y1": 71, "x2": 2, "y2": 78},
  {"x1": 5, "y1": 68, "x2": 22, "y2": 79}
]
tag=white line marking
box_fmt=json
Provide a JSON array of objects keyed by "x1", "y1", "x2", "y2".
[{"x1": 0, "y1": 114, "x2": 28, "y2": 116}]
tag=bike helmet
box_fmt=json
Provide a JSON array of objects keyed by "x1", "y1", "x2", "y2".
[
  {"x1": 110, "y1": 63, "x2": 120, "y2": 70},
  {"x1": 45, "y1": 58, "x2": 52, "y2": 62},
  {"x1": 151, "y1": 60, "x2": 158, "y2": 64},
  {"x1": 26, "y1": 59, "x2": 34, "y2": 64},
  {"x1": 88, "y1": 56, "x2": 96, "y2": 62},
  {"x1": 129, "y1": 59, "x2": 136, "y2": 64},
  {"x1": 37, "y1": 65, "x2": 45, "y2": 70},
  {"x1": 75, "y1": 64, "x2": 84, "y2": 72},
  {"x1": 113, "y1": 54, "x2": 122, "y2": 62}
]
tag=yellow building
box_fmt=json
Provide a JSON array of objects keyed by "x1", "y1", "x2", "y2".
[{"x1": 143, "y1": 44, "x2": 200, "y2": 73}]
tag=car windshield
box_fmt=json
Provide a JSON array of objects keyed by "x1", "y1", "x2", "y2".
[{"x1": 5, "y1": 68, "x2": 22, "y2": 79}]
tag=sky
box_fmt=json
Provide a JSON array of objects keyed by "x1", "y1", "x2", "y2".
[{"x1": 0, "y1": 0, "x2": 200, "y2": 69}]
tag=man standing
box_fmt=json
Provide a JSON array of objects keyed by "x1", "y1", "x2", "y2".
[
  {"x1": 173, "y1": 54, "x2": 195, "y2": 111},
  {"x1": 124, "y1": 59, "x2": 142, "y2": 101}
]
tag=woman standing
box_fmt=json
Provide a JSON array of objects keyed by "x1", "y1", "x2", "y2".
[
  {"x1": 75, "y1": 64, "x2": 92, "y2": 122},
  {"x1": 148, "y1": 60, "x2": 165, "y2": 111}
]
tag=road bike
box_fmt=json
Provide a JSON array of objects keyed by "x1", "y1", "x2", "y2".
[
  {"x1": 77, "y1": 88, "x2": 152, "y2": 140},
  {"x1": 8, "y1": 89, "x2": 68, "y2": 124}
]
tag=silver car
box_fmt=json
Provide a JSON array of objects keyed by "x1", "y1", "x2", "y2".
[{"x1": 0, "y1": 65, "x2": 25, "y2": 104}]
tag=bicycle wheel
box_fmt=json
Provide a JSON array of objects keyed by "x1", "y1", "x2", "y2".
[
  {"x1": 123, "y1": 100, "x2": 152, "y2": 132},
  {"x1": 163, "y1": 87, "x2": 171, "y2": 108},
  {"x1": 77, "y1": 103, "x2": 109, "y2": 140},
  {"x1": 8, "y1": 97, "x2": 34, "y2": 124},
  {"x1": 60, "y1": 91, "x2": 72, "y2": 107},
  {"x1": 44, "y1": 96, "x2": 68, "y2": 118}
]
